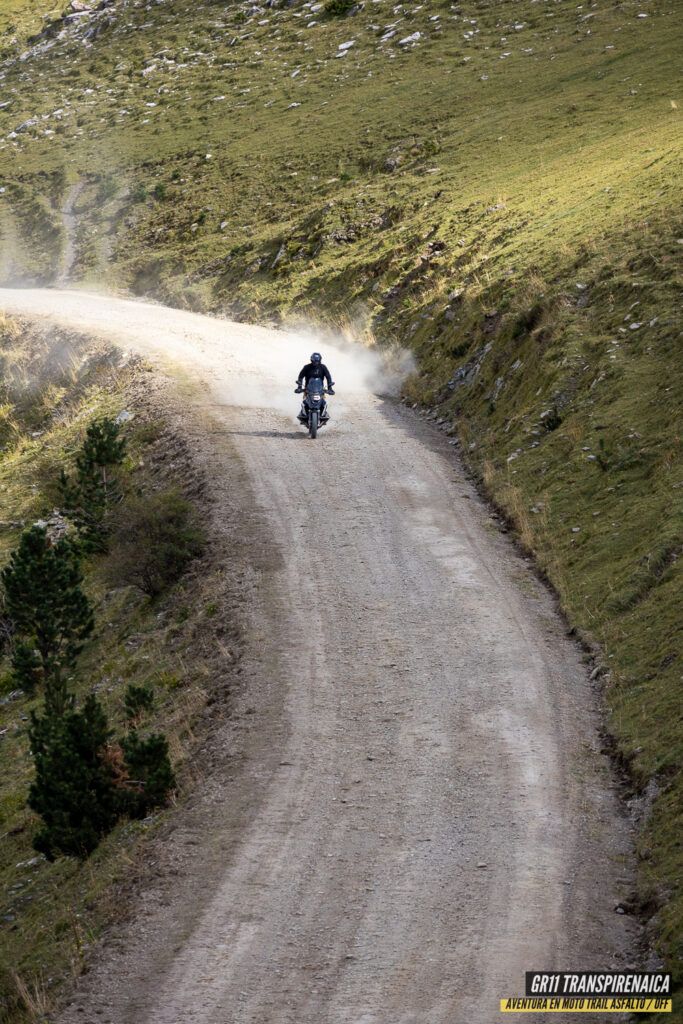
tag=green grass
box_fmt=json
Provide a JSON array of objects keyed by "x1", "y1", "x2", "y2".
[
  {"x1": 0, "y1": 0, "x2": 681, "y2": 1003},
  {"x1": 1, "y1": 0, "x2": 680, "y2": 306},
  {"x1": 0, "y1": 0, "x2": 61, "y2": 59}
]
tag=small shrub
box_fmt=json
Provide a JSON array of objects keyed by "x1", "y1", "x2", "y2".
[
  {"x1": 543, "y1": 406, "x2": 563, "y2": 432},
  {"x1": 0, "y1": 671, "x2": 15, "y2": 696},
  {"x1": 153, "y1": 182, "x2": 168, "y2": 200},
  {"x1": 513, "y1": 301, "x2": 545, "y2": 339},
  {"x1": 596, "y1": 436, "x2": 612, "y2": 471},
  {"x1": 124, "y1": 683, "x2": 154, "y2": 722},
  {"x1": 111, "y1": 489, "x2": 204, "y2": 597},
  {"x1": 325, "y1": 0, "x2": 356, "y2": 14},
  {"x1": 155, "y1": 671, "x2": 181, "y2": 690},
  {"x1": 119, "y1": 730, "x2": 176, "y2": 818}
]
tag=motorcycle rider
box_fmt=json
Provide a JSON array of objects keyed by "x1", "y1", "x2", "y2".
[
  {"x1": 296, "y1": 352, "x2": 334, "y2": 392},
  {"x1": 295, "y1": 352, "x2": 334, "y2": 422}
]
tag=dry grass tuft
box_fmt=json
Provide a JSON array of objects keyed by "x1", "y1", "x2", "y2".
[{"x1": 12, "y1": 971, "x2": 50, "y2": 1020}]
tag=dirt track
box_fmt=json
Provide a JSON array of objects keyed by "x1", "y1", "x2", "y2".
[{"x1": 0, "y1": 289, "x2": 638, "y2": 1023}]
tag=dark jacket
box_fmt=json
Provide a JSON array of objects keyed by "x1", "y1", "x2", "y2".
[{"x1": 297, "y1": 362, "x2": 333, "y2": 388}]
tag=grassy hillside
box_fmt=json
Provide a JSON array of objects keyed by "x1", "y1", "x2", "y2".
[
  {"x1": 0, "y1": 0, "x2": 681, "y2": 1000},
  {"x1": 0, "y1": 317, "x2": 243, "y2": 1022}
]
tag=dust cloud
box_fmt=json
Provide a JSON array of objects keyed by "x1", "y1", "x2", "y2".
[
  {"x1": 0, "y1": 290, "x2": 415, "y2": 424},
  {"x1": 226, "y1": 322, "x2": 415, "y2": 417}
]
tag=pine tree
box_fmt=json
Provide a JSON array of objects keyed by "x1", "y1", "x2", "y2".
[
  {"x1": 120, "y1": 730, "x2": 176, "y2": 819},
  {"x1": 1, "y1": 525, "x2": 93, "y2": 710},
  {"x1": 59, "y1": 417, "x2": 127, "y2": 552},
  {"x1": 28, "y1": 695, "x2": 119, "y2": 860}
]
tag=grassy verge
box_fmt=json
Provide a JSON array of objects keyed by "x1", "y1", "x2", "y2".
[
  {"x1": 400, "y1": 208, "x2": 681, "y2": 985},
  {"x1": 0, "y1": 316, "x2": 240, "y2": 1023}
]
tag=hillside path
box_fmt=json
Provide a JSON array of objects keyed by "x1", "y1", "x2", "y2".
[
  {"x1": 56, "y1": 183, "x2": 83, "y2": 285},
  {"x1": 0, "y1": 289, "x2": 637, "y2": 1024}
]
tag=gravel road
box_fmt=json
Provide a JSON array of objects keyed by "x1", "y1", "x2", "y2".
[{"x1": 0, "y1": 289, "x2": 638, "y2": 1023}]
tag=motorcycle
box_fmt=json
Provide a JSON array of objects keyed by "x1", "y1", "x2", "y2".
[{"x1": 295, "y1": 379, "x2": 334, "y2": 439}]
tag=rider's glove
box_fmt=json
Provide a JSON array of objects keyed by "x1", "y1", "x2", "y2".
[
  {"x1": 294, "y1": 386, "x2": 303, "y2": 393},
  {"x1": 327, "y1": 388, "x2": 335, "y2": 395}
]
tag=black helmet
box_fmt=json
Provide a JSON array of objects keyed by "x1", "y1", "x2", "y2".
[{"x1": 310, "y1": 352, "x2": 322, "y2": 364}]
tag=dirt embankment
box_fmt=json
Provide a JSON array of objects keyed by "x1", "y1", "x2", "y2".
[{"x1": 0, "y1": 289, "x2": 640, "y2": 1024}]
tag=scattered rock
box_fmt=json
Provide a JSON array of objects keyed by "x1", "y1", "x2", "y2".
[{"x1": 34, "y1": 510, "x2": 69, "y2": 543}]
